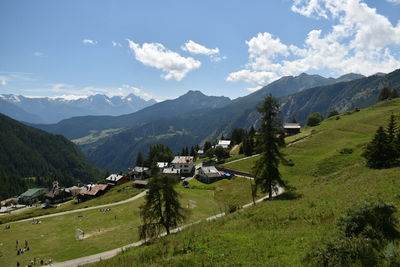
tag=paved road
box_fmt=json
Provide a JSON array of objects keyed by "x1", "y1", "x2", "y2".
[
  {"x1": 10, "y1": 191, "x2": 148, "y2": 225},
  {"x1": 49, "y1": 186, "x2": 284, "y2": 267},
  {"x1": 224, "y1": 153, "x2": 260, "y2": 165}
]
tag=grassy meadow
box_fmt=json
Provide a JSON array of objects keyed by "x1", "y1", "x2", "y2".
[
  {"x1": 0, "y1": 182, "x2": 143, "y2": 225},
  {"x1": 0, "y1": 177, "x2": 254, "y2": 266},
  {"x1": 86, "y1": 98, "x2": 400, "y2": 266}
]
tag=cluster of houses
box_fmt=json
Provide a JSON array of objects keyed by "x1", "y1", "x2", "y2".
[{"x1": 0, "y1": 178, "x2": 123, "y2": 213}]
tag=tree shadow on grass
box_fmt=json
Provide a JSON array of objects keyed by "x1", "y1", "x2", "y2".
[{"x1": 274, "y1": 191, "x2": 302, "y2": 201}]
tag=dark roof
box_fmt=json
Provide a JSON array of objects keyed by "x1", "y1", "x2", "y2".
[{"x1": 79, "y1": 184, "x2": 108, "y2": 196}]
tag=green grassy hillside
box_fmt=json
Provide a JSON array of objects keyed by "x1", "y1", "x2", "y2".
[{"x1": 88, "y1": 98, "x2": 400, "y2": 266}]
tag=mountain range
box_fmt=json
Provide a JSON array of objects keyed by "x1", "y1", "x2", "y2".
[
  {"x1": 12, "y1": 70, "x2": 400, "y2": 172},
  {"x1": 0, "y1": 93, "x2": 157, "y2": 124}
]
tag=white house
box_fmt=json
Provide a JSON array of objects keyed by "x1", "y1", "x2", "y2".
[
  {"x1": 105, "y1": 174, "x2": 128, "y2": 185},
  {"x1": 129, "y1": 167, "x2": 151, "y2": 180},
  {"x1": 162, "y1": 167, "x2": 180, "y2": 175},
  {"x1": 217, "y1": 140, "x2": 231, "y2": 149},
  {"x1": 157, "y1": 162, "x2": 169, "y2": 169},
  {"x1": 171, "y1": 156, "x2": 194, "y2": 175}
]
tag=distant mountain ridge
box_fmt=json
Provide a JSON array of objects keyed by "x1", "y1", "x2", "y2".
[
  {"x1": 83, "y1": 70, "x2": 398, "y2": 172},
  {"x1": 32, "y1": 90, "x2": 231, "y2": 139},
  {"x1": 0, "y1": 93, "x2": 157, "y2": 124}
]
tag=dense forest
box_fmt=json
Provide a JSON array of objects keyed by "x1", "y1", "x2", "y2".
[{"x1": 0, "y1": 114, "x2": 103, "y2": 200}]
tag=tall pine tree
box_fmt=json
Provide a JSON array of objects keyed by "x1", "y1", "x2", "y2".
[{"x1": 253, "y1": 95, "x2": 286, "y2": 200}]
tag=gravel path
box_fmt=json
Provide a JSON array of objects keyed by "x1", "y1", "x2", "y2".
[{"x1": 10, "y1": 191, "x2": 148, "y2": 225}]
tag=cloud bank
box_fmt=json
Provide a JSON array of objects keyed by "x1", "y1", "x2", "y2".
[{"x1": 228, "y1": 0, "x2": 400, "y2": 87}]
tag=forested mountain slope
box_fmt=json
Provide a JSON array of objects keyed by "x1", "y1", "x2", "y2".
[{"x1": 0, "y1": 114, "x2": 103, "y2": 199}]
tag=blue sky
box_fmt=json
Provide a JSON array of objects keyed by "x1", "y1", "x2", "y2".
[{"x1": 1, "y1": 0, "x2": 400, "y2": 101}]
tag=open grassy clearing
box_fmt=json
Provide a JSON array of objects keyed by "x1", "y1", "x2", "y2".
[
  {"x1": 87, "y1": 99, "x2": 400, "y2": 266},
  {"x1": 72, "y1": 128, "x2": 123, "y2": 145},
  {"x1": 0, "y1": 182, "x2": 143, "y2": 224},
  {"x1": 0, "y1": 177, "x2": 253, "y2": 266}
]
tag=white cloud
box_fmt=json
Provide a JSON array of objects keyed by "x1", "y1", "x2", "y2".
[
  {"x1": 181, "y1": 40, "x2": 219, "y2": 55},
  {"x1": 181, "y1": 40, "x2": 226, "y2": 62},
  {"x1": 83, "y1": 39, "x2": 97, "y2": 45},
  {"x1": 0, "y1": 76, "x2": 7, "y2": 86},
  {"x1": 112, "y1": 41, "x2": 122, "y2": 47},
  {"x1": 227, "y1": 0, "x2": 400, "y2": 86},
  {"x1": 34, "y1": 51, "x2": 44, "y2": 57},
  {"x1": 227, "y1": 70, "x2": 279, "y2": 85},
  {"x1": 127, "y1": 39, "x2": 201, "y2": 81},
  {"x1": 387, "y1": 0, "x2": 400, "y2": 4},
  {"x1": 0, "y1": 72, "x2": 36, "y2": 86}
]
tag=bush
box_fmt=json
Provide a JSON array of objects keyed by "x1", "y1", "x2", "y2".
[
  {"x1": 304, "y1": 237, "x2": 378, "y2": 267},
  {"x1": 339, "y1": 148, "x2": 353, "y2": 154},
  {"x1": 305, "y1": 200, "x2": 399, "y2": 266},
  {"x1": 336, "y1": 200, "x2": 399, "y2": 243},
  {"x1": 306, "y1": 112, "x2": 324, "y2": 127},
  {"x1": 327, "y1": 110, "x2": 339, "y2": 118}
]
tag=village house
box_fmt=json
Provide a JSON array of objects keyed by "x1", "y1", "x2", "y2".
[
  {"x1": 129, "y1": 166, "x2": 151, "y2": 180},
  {"x1": 157, "y1": 162, "x2": 169, "y2": 169},
  {"x1": 171, "y1": 156, "x2": 194, "y2": 176},
  {"x1": 65, "y1": 186, "x2": 83, "y2": 196},
  {"x1": 78, "y1": 184, "x2": 109, "y2": 201},
  {"x1": 17, "y1": 188, "x2": 48, "y2": 204},
  {"x1": 105, "y1": 174, "x2": 129, "y2": 186},
  {"x1": 216, "y1": 140, "x2": 231, "y2": 150},
  {"x1": 44, "y1": 188, "x2": 72, "y2": 204},
  {"x1": 284, "y1": 123, "x2": 301, "y2": 136},
  {"x1": 197, "y1": 149, "x2": 205, "y2": 158},
  {"x1": 198, "y1": 166, "x2": 223, "y2": 184},
  {"x1": 162, "y1": 167, "x2": 180, "y2": 175},
  {"x1": 0, "y1": 197, "x2": 16, "y2": 206},
  {"x1": 44, "y1": 181, "x2": 73, "y2": 204}
]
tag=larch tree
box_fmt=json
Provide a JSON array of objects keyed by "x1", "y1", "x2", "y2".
[
  {"x1": 138, "y1": 175, "x2": 186, "y2": 241},
  {"x1": 253, "y1": 95, "x2": 286, "y2": 200}
]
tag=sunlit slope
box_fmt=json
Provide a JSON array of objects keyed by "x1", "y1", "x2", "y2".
[{"x1": 89, "y1": 98, "x2": 400, "y2": 266}]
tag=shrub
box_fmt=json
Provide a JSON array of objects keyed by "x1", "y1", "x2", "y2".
[
  {"x1": 339, "y1": 148, "x2": 353, "y2": 154},
  {"x1": 327, "y1": 110, "x2": 339, "y2": 118},
  {"x1": 305, "y1": 200, "x2": 399, "y2": 266},
  {"x1": 304, "y1": 237, "x2": 378, "y2": 267},
  {"x1": 336, "y1": 200, "x2": 399, "y2": 244},
  {"x1": 306, "y1": 112, "x2": 324, "y2": 127}
]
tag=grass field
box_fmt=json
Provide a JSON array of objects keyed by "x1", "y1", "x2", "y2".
[
  {"x1": 0, "y1": 177, "x2": 254, "y2": 266},
  {"x1": 86, "y1": 98, "x2": 400, "y2": 266},
  {"x1": 0, "y1": 182, "x2": 143, "y2": 225}
]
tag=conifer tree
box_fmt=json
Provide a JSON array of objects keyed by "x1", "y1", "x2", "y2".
[
  {"x1": 362, "y1": 126, "x2": 392, "y2": 169},
  {"x1": 391, "y1": 89, "x2": 399, "y2": 99},
  {"x1": 136, "y1": 152, "x2": 144, "y2": 167},
  {"x1": 379, "y1": 87, "x2": 392, "y2": 101},
  {"x1": 253, "y1": 95, "x2": 286, "y2": 200},
  {"x1": 139, "y1": 175, "x2": 186, "y2": 240},
  {"x1": 249, "y1": 126, "x2": 256, "y2": 137}
]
